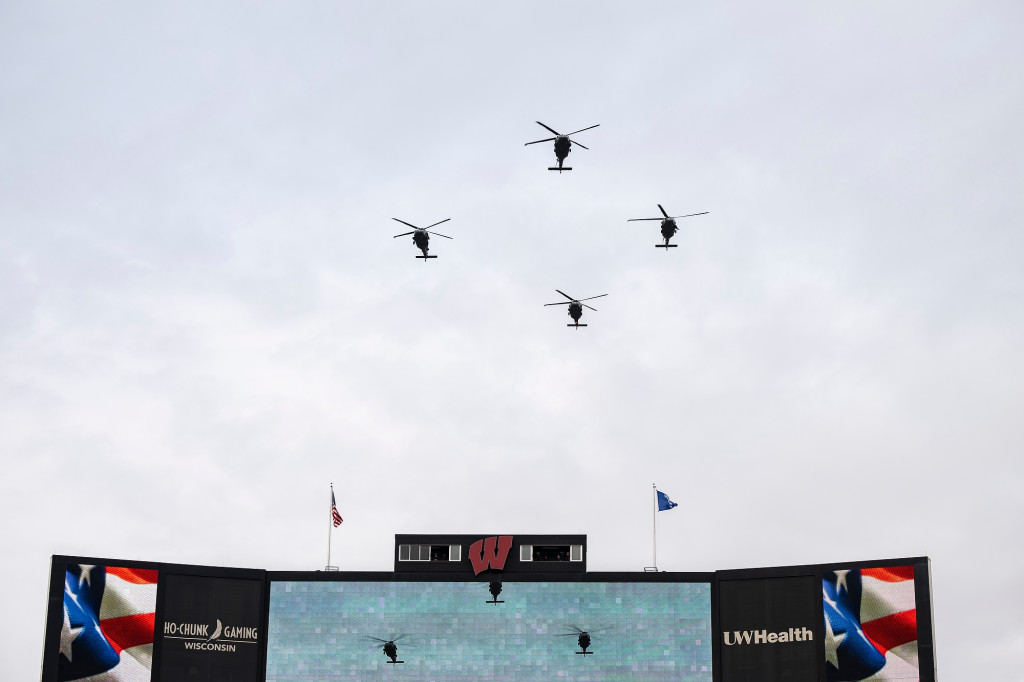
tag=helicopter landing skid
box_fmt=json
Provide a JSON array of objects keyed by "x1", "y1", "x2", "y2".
[
  {"x1": 415, "y1": 255, "x2": 438, "y2": 259},
  {"x1": 576, "y1": 651, "x2": 593, "y2": 655},
  {"x1": 568, "y1": 323, "x2": 588, "y2": 328},
  {"x1": 655, "y1": 244, "x2": 678, "y2": 248},
  {"x1": 486, "y1": 599, "x2": 505, "y2": 604},
  {"x1": 548, "y1": 167, "x2": 572, "y2": 171},
  {"x1": 387, "y1": 660, "x2": 405, "y2": 665}
]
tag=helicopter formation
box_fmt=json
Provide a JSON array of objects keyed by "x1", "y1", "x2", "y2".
[
  {"x1": 392, "y1": 121, "x2": 709, "y2": 328},
  {"x1": 364, "y1": 624, "x2": 610, "y2": 665},
  {"x1": 360, "y1": 582, "x2": 614, "y2": 665}
]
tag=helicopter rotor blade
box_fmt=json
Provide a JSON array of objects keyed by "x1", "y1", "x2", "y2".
[
  {"x1": 583, "y1": 304, "x2": 598, "y2": 312},
  {"x1": 423, "y1": 218, "x2": 451, "y2": 230},
  {"x1": 544, "y1": 302, "x2": 572, "y2": 306},
  {"x1": 565, "y1": 124, "x2": 600, "y2": 136},
  {"x1": 569, "y1": 140, "x2": 589, "y2": 150},
  {"x1": 554, "y1": 289, "x2": 577, "y2": 302},
  {"x1": 535, "y1": 121, "x2": 562, "y2": 136},
  {"x1": 668, "y1": 211, "x2": 710, "y2": 219},
  {"x1": 393, "y1": 231, "x2": 416, "y2": 238},
  {"x1": 658, "y1": 204, "x2": 670, "y2": 218},
  {"x1": 427, "y1": 231, "x2": 453, "y2": 239},
  {"x1": 626, "y1": 218, "x2": 662, "y2": 222},
  {"x1": 577, "y1": 294, "x2": 608, "y2": 302},
  {"x1": 525, "y1": 137, "x2": 557, "y2": 146},
  {"x1": 392, "y1": 218, "x2": 421, "y2": 230}
]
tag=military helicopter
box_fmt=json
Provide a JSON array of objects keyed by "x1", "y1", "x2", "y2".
[
  {"x1": 544, "y1": 290, "x2": 608, "y2": 328},
  {"x1": 627, "y1": 204, "x2": 708, "y2": 248},
  {"x1": 524, "y1": 122, "x2": 599, "y2": 172},
  {"x1": 366, "y1": 635, "x2": 408, "y2": 664},
  {"x1": 556, "y1": 625, "x2": 610, "y2": 655},
  {"x1": 392, "y1": 217, "x2": 452, "y2": 259}
]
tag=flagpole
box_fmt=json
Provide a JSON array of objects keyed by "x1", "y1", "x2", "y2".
[
  {"x1": 652, "y1": 483, "x2": 657, "y2": 571},
  {"x1": 327, "y1": 483, "x2": 333, "y2": 570}
]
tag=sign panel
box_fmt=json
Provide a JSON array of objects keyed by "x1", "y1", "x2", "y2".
[
  {"x1": 718, "y1": 575, "x2": 819, "y2": 682},
  {"x1": 157, "y1": 574, "x2": 264, "y2": 682},
  {"x1": 266, "y1": 580, "x2": 712, "y2": 682}
]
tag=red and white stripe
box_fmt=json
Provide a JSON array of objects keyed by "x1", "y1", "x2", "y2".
[
  {"x1": 83, "y1": 566, "x2": 158, "y2": 682},
  {"x1": 859, "y1": 566, "x2": 918, "y2": 681}
]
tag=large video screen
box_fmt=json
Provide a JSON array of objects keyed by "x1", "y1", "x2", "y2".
[{"x1": 267, "y1": 580, "x2": 712, "y2": 682}]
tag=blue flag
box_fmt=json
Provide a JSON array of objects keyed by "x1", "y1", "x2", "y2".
[{"x1": 656, "y1": 490, "x2": 678, "y2": 511}]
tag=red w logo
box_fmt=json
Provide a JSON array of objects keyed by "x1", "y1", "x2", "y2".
[{"x1": 468, "y1": 536, "x2": 513, "y2": 575}]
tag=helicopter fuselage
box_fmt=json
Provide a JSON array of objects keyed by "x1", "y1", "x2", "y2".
[
  {"x1": 554, "y1": 136, "x2": 571, "y2": 162},
  {"x1": 412, "y1": 230, "x2": 429, "y2": 257},
  {"x1": 660, "y1": 218, "x2": 680, "y2": 246},
  {"x1": 567, "y1": 301, "x2": 583, "y2": 323},
  {"x1": 661, "y1": 219, "x2": 678, "y2": 240},
  {"x1": 383, "y1": 641, "x2": 400, "y2": 663}
]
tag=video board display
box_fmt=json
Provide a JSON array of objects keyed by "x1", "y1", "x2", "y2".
[
  {"x1": 158, "y1": 574, "x2": 264, "y2": 682},
  {"x1": 823, "y1": 565, "x2": 919, "y2": 681},
  {"x1": 56, "y1": 563, "x2": 158, "y2": 682},
  {"x1": 718, "y1": 575, "x2": 819, "y2": 682},
  {"x1": 266, "y1": 580, "x2": 713, "y2": 682}
]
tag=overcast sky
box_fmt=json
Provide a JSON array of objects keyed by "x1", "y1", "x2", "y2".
[{"x1": 2, "y1": 2, "x2": 1022, "y2": 679}]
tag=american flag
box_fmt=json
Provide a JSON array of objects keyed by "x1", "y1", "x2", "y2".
[
  {"x1": 331, "y1": 489, "x2": 343, "y2": 527},
  {"x1": 823, "y1": 565, "x2": 918, "y2": 681},
  {"x1": 59, "y1": 564, "x2": 158, "y2": 681}
]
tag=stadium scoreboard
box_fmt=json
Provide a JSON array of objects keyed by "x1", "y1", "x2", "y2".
[{"x1": 42, "y1": 533, "x2": 937, "y2": 682}]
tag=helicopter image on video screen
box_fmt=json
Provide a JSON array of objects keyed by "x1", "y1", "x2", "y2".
[
  {"x1": 556, "y1": 625, "x2": 611, "y2": 655},
  {"x1": 366, "y1": 634, "x2": 410, "y2": 664}
]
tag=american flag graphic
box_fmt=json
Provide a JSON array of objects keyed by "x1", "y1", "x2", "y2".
[
  {"x1": 59, "y1": 564, "x2": 157, "y2": 682},
  {"x1": 823, "y1": 565, "x2": 918, "y2": 681},
  {"x1": 331, "y1": 490, "x2": 343, "y2": 527}
]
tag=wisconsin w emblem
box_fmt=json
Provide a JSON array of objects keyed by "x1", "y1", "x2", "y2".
[{"x1": 468, "y1": 536, "x2": 513, "y2": 575}]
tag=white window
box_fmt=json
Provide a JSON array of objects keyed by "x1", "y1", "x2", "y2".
[
  {"x1": 570, "y1": 545, "x2": 583, "y2": 562},
  {"x1": 449, "y1": 545, "x2": 461, "y2": 562},
  {"x1": 520, "y1": 544, "x2": 533, "y2": 561}
]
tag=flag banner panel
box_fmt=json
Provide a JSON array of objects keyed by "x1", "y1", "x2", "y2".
[
  {"x1": 823, "y1": 565, "x2": 919, "y2": 681},
  {"x1": 266, "y1": 580, "x2": 712, "y2": 682},
  {"x1": 57, "y1": 564, "x2": 157, "y2": 682}
]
